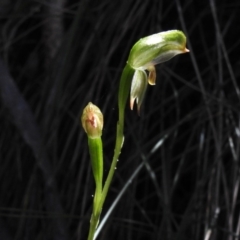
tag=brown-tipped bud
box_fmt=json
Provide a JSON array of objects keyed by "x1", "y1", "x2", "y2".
[{"x1": 81, "y1": 102, "x2": 103, "y2": 139}]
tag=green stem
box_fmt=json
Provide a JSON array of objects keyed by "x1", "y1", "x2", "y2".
[
  {"x1": 87, "y1": 63, "x2": 134, "y2": 240},
  {"x1": 100, "y1": 63, "x2": 135, "y2": 208},
  {"x1": 88, "y1": 137, "x2": 103, "y2": 203},
  {"x1": 87, "y1": 195, "x2": 101, "y2": 240},
  {"x1": 87, "y1": 137, "x2": 103, "y2": 240}
]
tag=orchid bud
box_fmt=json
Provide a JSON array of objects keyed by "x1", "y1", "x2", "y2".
[
  {"x1": 128, "y1": 30, "x2": 189, "y2": 69},
  {"x1": 81, "y1": 102, "x2": 103, "y2": 139}
]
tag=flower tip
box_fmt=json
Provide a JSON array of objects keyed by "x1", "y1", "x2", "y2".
[
  {"x1": 184, "y1": 48, "x2": 190, "y2": 53},
  {"x1": 130, "y1": 98, "x2": 135, "y2": 110},
  {"x1": 130, "y1": 97, "x2": 142, "y2": 114}
]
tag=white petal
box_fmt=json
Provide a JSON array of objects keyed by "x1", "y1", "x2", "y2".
[{"x1": 130, "y1": 70, "x2": 148, "y2": 112}]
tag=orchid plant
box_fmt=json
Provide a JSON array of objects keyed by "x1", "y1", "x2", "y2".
[{"x1": 81, "y1": 30, "x2": 189, "y2": 240}]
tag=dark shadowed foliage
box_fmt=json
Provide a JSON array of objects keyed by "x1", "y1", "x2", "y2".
[{"x1": 0, "y1": 0, "x2": 240, "y2": 239}]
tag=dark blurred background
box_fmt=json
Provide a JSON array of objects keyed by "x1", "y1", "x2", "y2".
[{"x1": 0, "y1": 0, "x2": 240, "y2": 239}]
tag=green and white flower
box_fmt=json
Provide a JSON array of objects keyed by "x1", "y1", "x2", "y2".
[{"x1": 127, "y1": 30, "x2": 189, "y2": 111}]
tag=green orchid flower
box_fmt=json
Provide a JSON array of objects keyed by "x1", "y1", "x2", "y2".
[
  {"x1": 127, "y1": 30, "x2": 189, "y2": 112},
  {"x1": 83, "y1": 30, "x2": 189, "y2": 240}
]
